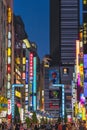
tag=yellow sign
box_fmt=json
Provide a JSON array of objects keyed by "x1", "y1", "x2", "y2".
[
  {"x1": 15, "y1": 91, "x2": 21, "y2": 98},
  {"x1": 7, "y1": 8, "x2": 12, "y2": 23},
  {"x1": 0, "y1": 96, "x2": 8, "y2": 104},
  {"x1": 8, "y1": 48, "x2": 11, "y2": 56},
  {"x1": 23, "y1": 39, "x2": 31, "y2": 48},
  {"x1": 15, "y1": 58, "x2": 20, "y2": 64},
  {"x1": 22, "y1": 57, "x2": 26, "y2": 64},
  {"x1": 0, "y1": 96, "x2": 8, "y2": 112},
  {"x1": 82, "y1": 107, "x2": 86, "y2": 120},
  {"x1": 75, "y1": 103, "x2": 78, "y2": 115}
]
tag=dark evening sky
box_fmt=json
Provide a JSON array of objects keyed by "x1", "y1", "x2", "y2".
[{"x1": 14, "y1": 0, "x2": 50, "y2": 60}]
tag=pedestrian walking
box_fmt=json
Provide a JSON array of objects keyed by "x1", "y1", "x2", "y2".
[
  {"x1": 62, "y1": 122, "x2": 67, "y2": 130},
  {"x1": 79, "y1": 122, "x2": 85, "y2": 130},
  {"x1": 34, "y1": 124, "x2": 39, "y2": 130},
  {"x1": 15, "y1": 123, "x2": 20, "y2": 130},
  {"x1": 20, "y1": 123, "x2": 24, "y2": 130},
  {"x1": 58, "y1": 122, "x2": 62, "y2": 130},
  {"x1": 71, "y1": 123, "x2": 76, "y2": 130}
]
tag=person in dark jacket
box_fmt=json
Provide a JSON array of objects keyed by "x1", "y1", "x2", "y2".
[
  {"x1": 34, "y1": 124, "x2": 39, "y2": 130},
  {"x1": 79, "y1": 122, "x2": 85, "y2": 130},
  {"x1": 15, "y1": 123, "x2": 20, "y2": 130},
  {"x1": 62, "y1": 123, "x2": 67, "y2": 130}
]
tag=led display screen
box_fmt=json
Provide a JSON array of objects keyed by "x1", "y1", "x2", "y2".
[
  {"x1": 83, "y1": 23, "x2": 87, "y2": 53},
  {"x1": 84, "y1": 55, "x2": 87, "y2": 97},
  {"x1": 49, "y1": 102, "x2": 59, "y2": 109},
  {"x1": 84, "y1": 82, "x2": 87, "y2": 97},
  {"x1": 84, "y1": 54, "x2": 87, "y2": 82},
  {"x1": 49, "y1": 90, "x2": 60, "y2": 99},
  {"x1": 49, "y1": 69, "x2": 59, "y2": 88},
  {"x1": 84, "y1": 68, "x2": 87, "y2": 82},
  {"x1": 63, "y1": 68, "x2": 69, "y2": 75},
  {"x1": 80, "y1": 93, "x2": 85, "y2": 104}
]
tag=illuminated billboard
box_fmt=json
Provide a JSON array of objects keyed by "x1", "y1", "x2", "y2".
[
  {"x1": 80, "y1": 93, "x2": 85, "y2": 104},
  {"x1": 29, "y1": 52, "x2": 33, "y2": 109},
  {"x1": 83, "y1": 23, "x2": 87, "y2": 54},
  {"x1": 84, "y1": 54, "x2": 87, "y2": 97},
  {"x1": 33, "y1": 57, "x2": 37, "y2": 111},
  {"x1": 84, "y1": 82, "x2": 87, "y2": 97},
  {"x1": 84, "y1": 54, "x2": 87, "y2": 82},
  {"x1": 7, "y1": 7, "x2": 12, "y2": 120},
  {"x1": 49, "y1": 90, "x2": 60, "y2": 99},
  {"x1": 49, "y1": 68, "x2": 59, "y2": 88},
  {"x1": 23, "y1": 39, "x2": 31, "y2": 48},
  {"x1": 49, "y1": 101, "x2": 59, "y2": 109},
  {"x1": 49, "y1": 84, "x2": 65, "y2": 119}
]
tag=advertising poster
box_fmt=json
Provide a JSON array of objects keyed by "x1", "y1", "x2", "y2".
[
  {"x1": 49, "y1": 90, "x2": 60, "y2": 99},
  {"x1": 49, "y1": 68, "x2": 59, "y2": 88},
  {"x1": 84, "y1": 54, "x2": 87, "y2": 97},
  {"x1": 84, "y1": 54, "x2": 87, "y2": 81},
  {"x1": 84, "y1": 82, "x2": 87, "y2": 97}
]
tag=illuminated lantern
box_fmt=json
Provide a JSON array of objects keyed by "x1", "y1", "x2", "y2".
[
  {"x1": 8, "y1": 74, "x2": 11, "y2": 81},
  {"x1": 7, "y1": 82, "x2": 11, "y2": 89},
  {"x1": 8, "y1": 48, "x2": 11, "y2": 56},
  {"x1": 8, "y1": 57, "x2": 11, "y2": 64},
  {"x1": 7, "y1": 64, "x2": 11, "y2": 73},
  {"x1": 7, "y1": 8, "x2": 12, "y2": 23},
  {"x1": 8, "y1": 32, "x2": 11, "y2": 39},
  {"x1": 80, "y1": 32, "x2": 83, "y2": 40},
  {"x1": 8, "y1": 40, "x2": 11, "y2": 47}
]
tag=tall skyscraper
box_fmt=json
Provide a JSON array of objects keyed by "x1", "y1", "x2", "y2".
[
  {"x1": 50, "y1": 0, "x2": 79, "y2": 66},
  {"x1": 50, "y1": 0, "x2": 61, "y2": 66},
  {"x1": 50, "y1": 0, "x2": 79, "y2": 117}
]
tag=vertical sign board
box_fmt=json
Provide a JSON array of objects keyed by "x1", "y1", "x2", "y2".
[
  {"x1": 11, "y1": 84, "x2": 24, "y2": 119},
  {"x1": 8, "y1": 99, "x2": 11, "y2": 119},
  {"x1": 11, "y1": 87, "x2": 15, "y2": 119},
  {"x1": 29, "y1": 53, "x2": 33, "y2": 110},
  {"x1": 7, "y1": 7, "x2": 12, "y2": 120},
  {"x1": 33, "y1": 57, "x2": 37, "y2": 111},
  {"x1": 25, "y1": 59, "x2": 29, "y2": 114},
  {"x1": 50, "y1": 84, "x2": 65, "y2": 119},
  {"x1": 79, "y1": 30, "x2": 84, "y2": 87},
  {"x1": 48, "y1": 68, "x2": 64, "y2": 118},
  {"x1": 79, "y1": 0, "x2": 83, "y2": 25},
  {"x1": 84, "y1": 54, "x2": 87, "y2": 97}
]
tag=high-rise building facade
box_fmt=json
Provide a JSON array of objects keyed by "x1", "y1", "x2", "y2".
[
  {"x1": 0, "y1": 0, "x2": 7, "y2": 96},
  {"x1": 50, "y1": 0, "x2": 79, "y2": 66},
  {"x1": 50, "y1": 0, "x2": 61, "y2": 66},
  {"x1": 50, "y1": 0, "x2": 79, "y2": 118}
]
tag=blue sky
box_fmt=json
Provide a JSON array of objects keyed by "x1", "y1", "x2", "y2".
[{"x1": 14, "y1": 0, "x2": 50, "y2": 60}]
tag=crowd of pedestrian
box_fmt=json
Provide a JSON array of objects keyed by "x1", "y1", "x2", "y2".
[
  {"x1": 57, "y1": 121, "x2": 87, "y2": 130},
  {"x1": 0, "y1": 120, "x2": 87, "y2": 130}
]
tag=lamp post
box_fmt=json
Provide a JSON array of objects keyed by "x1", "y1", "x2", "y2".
[{"x1": 11, "y1": 84, "x2": 24, "y2": 121}]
